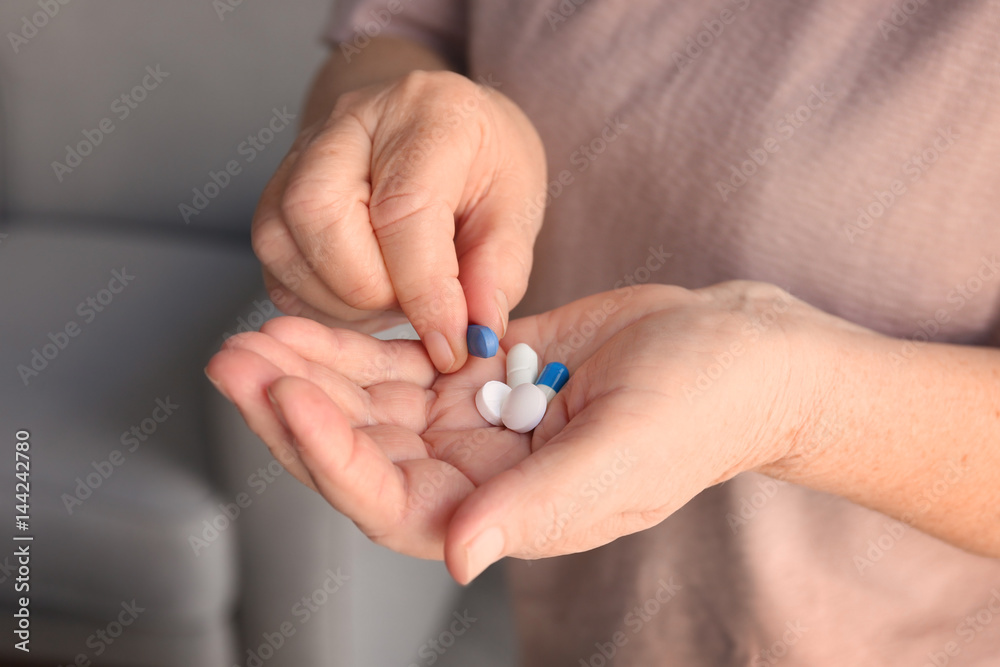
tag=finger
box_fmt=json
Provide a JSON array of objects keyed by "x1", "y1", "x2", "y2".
[
  {"x1": 205, "y1": 348, "x2": 319, "y2": 492},
  {"x1": 364, "y1": 77, "x2": 508, "y2": 373},
  {"x1": 259, "y1": 316, "x2": 437, "y2": 388},
  {"x1": 252, "y1": 135, "x2": 368, "y2": 321},
  {"x1": 224, "y1": 327, "x2": 433, "y2": 432},
  {"x1": 455, "y1": 89, "x2": 546, "y2": 338},
  {"x1": 266, "y1": 375, "x2": 404, "y2": 536},
  {"x1": 359, "y1": 424, "x2": 429, "y2": 463},
  {"x1": 221, "y1": 329, "x2": 370, "y2": 425},
  {"x1": 367, "y1": 164, "x2": 470, "y2": 374},
  {"x1": 455, "y1": 164, "x2": 542, "y2": 339},
  {"x1": 262, "y1": 268, "x2": 401, "y2": 329},
  {"x1": 268, "y1": 375, "x2": 475, "y2": 558},
  {"x1": 280, "y1": 107, "x2": 397, "y2": 312},
  {"x1": 444, "y1": 393, "x2": 664, "y2": 584}
]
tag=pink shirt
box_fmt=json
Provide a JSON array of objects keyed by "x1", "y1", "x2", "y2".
[{"x1": 329, "y1": 1, "x2": 1000, "y2": 663}]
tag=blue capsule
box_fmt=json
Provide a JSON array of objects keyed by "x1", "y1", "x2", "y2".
[
  {"x1": 535, "y1": 362, "x2": 569, "y2": 402},
  {"x1": 467, "y1": 325, "x2": 499, "y2": 358}
]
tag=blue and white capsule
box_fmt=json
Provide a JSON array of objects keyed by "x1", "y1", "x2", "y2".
[{"x1": 535, "y1": 362, "x2": 569, "y2": 403}]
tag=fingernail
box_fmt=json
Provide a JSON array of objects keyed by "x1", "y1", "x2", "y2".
[
  {"x1": 495, "y1": 288, "x2": 509, "y2": 338},
  {"x1": 204, "y1": 367, "x2": 232, "y2": 402},
  {"x1": 464, "y1": 526, "x2": 505, "y2": 583},
  {"x1": 424, "y1": 330, "x2": 456, "y2": 372},
  {"x1": 266, "y1": 385, "x2": 289, "y2": 429}
]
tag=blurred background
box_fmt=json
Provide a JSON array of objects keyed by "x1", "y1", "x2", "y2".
[{"x1": 0, "y1": 2, "x2": 513, "y2": 665}]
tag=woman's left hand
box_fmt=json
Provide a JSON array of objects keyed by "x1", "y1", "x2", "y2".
[{"x1": 206, "y1": 281, "x2": 844, "y2": 583}]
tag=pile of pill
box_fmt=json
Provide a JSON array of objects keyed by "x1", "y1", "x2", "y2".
[{"x1": 467, "y1": 325, "x2": 569, "y2": 433}]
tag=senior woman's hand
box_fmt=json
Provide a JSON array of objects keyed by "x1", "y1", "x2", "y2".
[
  {"x1": 206, "y1": 281, "x2": 849, "y2": 582},
  {"x1": 251, "y1": 66, "x2": 547, "y2": 374}
]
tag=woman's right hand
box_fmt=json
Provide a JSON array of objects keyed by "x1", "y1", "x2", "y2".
[{"x1": 251, "y1": 69, "x2": 548, "y2": 373}]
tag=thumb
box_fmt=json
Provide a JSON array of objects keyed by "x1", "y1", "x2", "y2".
[{"x1": 444, "y1": 403, "x2": 648, "y2": 584}]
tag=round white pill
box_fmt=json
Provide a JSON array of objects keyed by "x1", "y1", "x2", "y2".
[
  {"x1": 475, "y1": 380, "x2": 511, "y2": 426},
  {"x1": 506, "y1": 343, "x2": 539, "y2": 388},
  {"x1": 500, "y1": 383, "x2": 548, "y2": 433}
]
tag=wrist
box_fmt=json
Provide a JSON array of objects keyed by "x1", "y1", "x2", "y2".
[
  {"x1": 305, "y1": 37, "x2": 452, "y2": 128},
  {"x1": 755, "y1": 311, "x2": 880, "y2": 485}
]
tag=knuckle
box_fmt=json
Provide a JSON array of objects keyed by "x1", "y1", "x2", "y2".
[
  {"x1": 339, "y1": 268, "x2": 395, "y2": 310},
  {"x1": 395, "y1": 69, "x2": 466, "y2": 98},
  {"x1": 331, "y1": 89, "x2": 366, "y2": 117},
  {"x1": 395, "y1": 277, "x2": 461, "y2": 316},
  {"x1": 281, "y1": 175, "x2": 338, "y2": 226},
  {"x1": 391, "y1": 70, "x2": 485, "y2": 131},
  {"x1": 250, "y1": 219, "x2": 288, "y2": 266},
  {"x1": 369, "y1": 185, "x2": 448, "y2": 236},
  {"x1": 395, "y1": 69, "x2": 432, "y2": 95}
]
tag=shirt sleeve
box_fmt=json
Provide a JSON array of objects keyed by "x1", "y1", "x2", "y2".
[{"x1": 325, "y1": 0, "x2": 467, "y2": 67}]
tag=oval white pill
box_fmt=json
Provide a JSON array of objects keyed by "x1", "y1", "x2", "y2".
[
  {"x1": 506, "y1": 343, "x2": 539, "y2": 388},
  {"x1": 500, "y1": 383, "x2": 548, "y2": 433},
  {"x1": 475, "y1": 380, "x2": 511, "y2": 426}
]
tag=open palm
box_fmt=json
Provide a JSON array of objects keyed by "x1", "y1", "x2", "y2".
[
  {"x1": 206, "y1": 283, "x2": 808, "y2": 583},
  {"x1": 207, "y1": 317, "x2": 535, "y2": 559}
]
